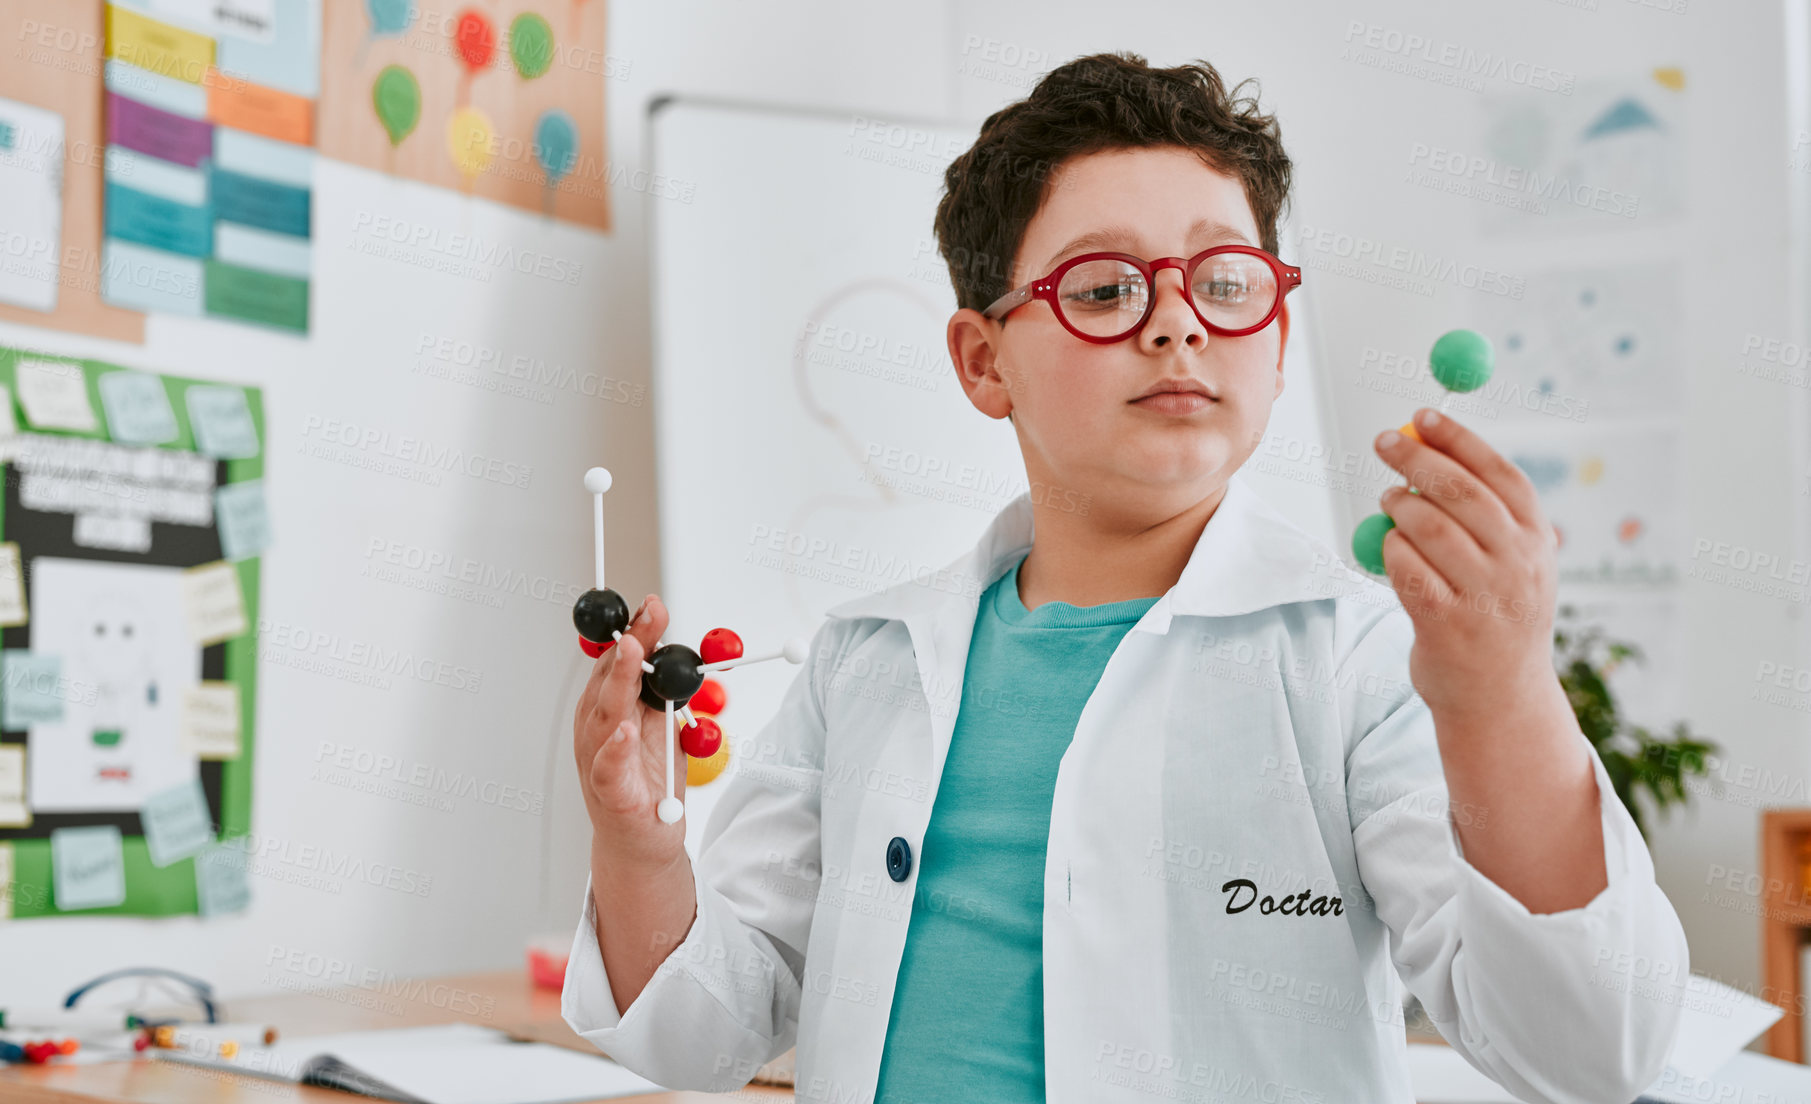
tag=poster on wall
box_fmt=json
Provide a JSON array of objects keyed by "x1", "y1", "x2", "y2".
[
  {"x1": 99, "y1": 0, "x2": 320, "y2": 334},
  {"x1": 316, "y1": 0, "x2": 612, "y2": 232},
  {"x1": 0, "y1": 344, "x2": 266, "y2": 919},
  {"x1": 0, "y1": 0, "x2": 146, "y2": 343}
]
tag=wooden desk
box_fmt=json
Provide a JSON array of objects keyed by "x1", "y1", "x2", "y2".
[{"x1": 0, "y1": 969, "x2": 794, "y2": 1104}]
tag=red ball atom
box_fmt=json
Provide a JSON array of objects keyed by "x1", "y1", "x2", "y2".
[
  {"x1": 689, "y1": 677, "x2": 727, "y2": 716},
  {"x1": 579, "y1": 634, "x2": 613, "y2": 658},
  {"x1": 699, "y1": 628, "x2": 743, "y2": 665},
  {"x1": 680, "y1": 716, "x2": 723, "y2": 758}
]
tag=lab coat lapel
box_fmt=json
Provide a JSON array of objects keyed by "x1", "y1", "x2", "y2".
[{"x1": 820, "y1": 472, "x2": 1370, "y2": 794}]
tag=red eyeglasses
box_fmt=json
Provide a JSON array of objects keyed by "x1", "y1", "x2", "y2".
[{"x1": 981, "y1": 245, "x2": 1302, "y2": 343}]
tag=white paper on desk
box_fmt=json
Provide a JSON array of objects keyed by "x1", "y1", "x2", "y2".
[
  {"x1": 1661, "y1": 973, "x2": 1784, "y2": 1081},
  {"x1": 161, "y1": 1023, "x2": 664, "y2": 1104},
  {"x1": 1407, "y1": 973, "x2": 1785, "y2": 1104},
  {"x1": 1641, "y1": 1050, "x2": 1811, "y2": 1103}
]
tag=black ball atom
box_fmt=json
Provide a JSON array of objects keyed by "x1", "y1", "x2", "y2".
[
  {"x1": 639, "y1": 643, "x2": 705, "y2": 711},
  {"x1": 573, "y1": 588, "x2": 630, "y2": 643}
]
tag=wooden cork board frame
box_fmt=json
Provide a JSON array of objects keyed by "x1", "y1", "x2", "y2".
[
  {"x1": 0, "y1": 0, "x2": 147, "y2": 344},
  {"x1": 317, "y1": 0, "x2": 612, "y2": 233}
]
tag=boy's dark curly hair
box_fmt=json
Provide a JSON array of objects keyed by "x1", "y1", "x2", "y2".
[{"x1": 933, "y1": 51, "x2": 1294, "y2": 314}]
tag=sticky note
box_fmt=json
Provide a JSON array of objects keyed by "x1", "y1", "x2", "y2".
[
  {"x1": 105, "y1": 180, "x2": 213, "y2": 257},
  {"x1": 207, "y1": 73, "x2": 313, "y2": 146},
  {"x1": 52, "y1": 825, "x2": 127, "y2": 911},
  {"x1": 101, "y1": 239, "x2": 205, "y2": 316},
  {"x1": 182, "y1": 561, "x2": 247, "y2": 644},
  {"x1": 185, "y1": 385, "x2": 260, "y2": 459},
  {"x1": 3, "y1": 652, "x2": 65, "y2": 728},
  {"x1": 214, "y1": 481, "x2": 270, "y2": 561},
  {"x1": 195, "y1": 841, "x2": 251, "y2": 915},
  {"x1": 105, "y1": 6, "x2": 216, "y2": 85},
  {"x1": 15, "y1": 360, "x2": 98, "y2": 433},
  {"x1": 181, "y1": 682, "x2": 240, "y2": 759},
  {"x1": 0, "y1": 744, "x2": 27, "y2": 828},
  {"x1": 209, "y1": 166, "x2": 310, "y2": 238},
  {"x1": 140, "y1": 778, "x2": 214, "y2": 867},
  {"x1": 0, "y1": 841, "x2": 13, "y2": 919},
  {"x1": 204, "y1": 259, "x2": 309, "y2": 333},
  {"x1": 98, "y1": 370, "x2": 179, "y2": 446},
  {"x1": 0, "y1": 544, "x2": 27, "y2": 627}
]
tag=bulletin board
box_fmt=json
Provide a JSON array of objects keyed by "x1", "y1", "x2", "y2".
[
  {"x1": 317, "y1": 0, "x2": 613, "y2": 231},
  {"x1": 98, "y1": 0, "x2": 320, "y2": 334},
  {"x1": 0, "y1": 0, "x2": 146, "y2": 343},
  {"x1": 0, "y1": 343, "x2": 265, "y2": 919}
]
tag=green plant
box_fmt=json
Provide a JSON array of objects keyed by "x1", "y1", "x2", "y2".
[{"x1": 1554, "y1": 603, "x2": 1717, "y2": 840}]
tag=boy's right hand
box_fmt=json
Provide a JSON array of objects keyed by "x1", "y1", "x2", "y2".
[{"x1": 574, "y1": 593, "x2": 688, "y2": 871}]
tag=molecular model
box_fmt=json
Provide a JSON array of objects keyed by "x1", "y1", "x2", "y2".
[
  {"x1": 1351, "y1": 329, "x2": 1495, "y2": 577},
  {"x1": 570, "y1": 468, "x2": 809, "y2": 823}
]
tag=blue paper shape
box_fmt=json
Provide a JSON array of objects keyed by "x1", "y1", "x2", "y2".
[
  {"x1": 4, "y1": 651, "x2": 65, "y2": 728},
  {"x1": 185, "y1": 385, "x2": 260, "y2": 459},
  {"x1": 52, "y1": 825, "x2": 127, "y2": 910},
  {"x1": 215, "y1": 481, "x2": 270, "y2": 561},
  {"x1": 99, "y1": 370, "x2": 179, "y2": 445},
  {"x1": 195, "y1": 841, "x2": 252, "y2": 915},
  {"x1": 141, "y1": 778, "x2": 215, "y2": 867}
]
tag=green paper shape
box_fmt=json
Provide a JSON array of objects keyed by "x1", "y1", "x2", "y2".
[
  {"x1": 205, "y1": 259, "x2": 309, "y2": 333},
  {"x1": 1429, "y1": 329, "x2": 1494, "y2": 394},
  {"x1": 1352, "y1": 512, "x2": 1395, "y2": 576},
  {"x1": 509, "y1": 13, "x2": 554, "y2": 79},
  {"x1": 373, "y1": 64, "x2": 422, "y2": 146},
  {"x1": 52, "y1": 826, "x2": 127, "y2": 911},
  {"x1": 141, "y1": 779, "x2": 215, "y2": 868}
]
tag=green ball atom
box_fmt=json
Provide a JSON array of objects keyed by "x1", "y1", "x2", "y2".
[
  {"x1": 1352, "y1": 512, "x2": 1395, "y2": 576},
  {"x1": 1429, "y1": 329, "x2": 1493, "y2": 393}
]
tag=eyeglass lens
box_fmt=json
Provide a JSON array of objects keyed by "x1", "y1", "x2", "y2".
[{"x1": 1055, "y1": 254, "x2": 1280, "y2": 337}]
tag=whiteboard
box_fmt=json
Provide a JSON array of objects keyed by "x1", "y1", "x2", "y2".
[{"x1": 647, "y1": 96, "x2": 1341, "y2": 839}]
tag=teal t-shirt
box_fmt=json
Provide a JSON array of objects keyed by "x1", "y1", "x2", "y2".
[{"x1": 872, "y1": 553, "x2": 1158, "y2": 1103}]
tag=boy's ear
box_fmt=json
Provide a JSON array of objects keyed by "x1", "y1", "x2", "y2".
[{"x1": 947, "y1": 308, "x2": 1016, "y2": 423}]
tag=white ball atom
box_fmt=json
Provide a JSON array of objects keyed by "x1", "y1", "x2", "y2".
[
  {"x1": 782, "y1": 637, "x2": 810, "y2": 664},
  {"x1": 656, "y1": 796, "x2": 684, "y2": 824},
  {"x1": 584, "y1": 467, "x2": 613, "y2": 494}
]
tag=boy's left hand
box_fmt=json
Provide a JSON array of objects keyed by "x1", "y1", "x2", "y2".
[{"x1": 1371, "y1": 408, "x2": 1560, "y2": 721}]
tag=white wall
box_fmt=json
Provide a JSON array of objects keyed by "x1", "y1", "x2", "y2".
[{"x1": 1, "y1": 0, "x2": 1799, "y2": 1028}]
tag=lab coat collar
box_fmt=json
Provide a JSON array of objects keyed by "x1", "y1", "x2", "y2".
[{"x1": 822, "y1": 471, "x2": 1369, "y2": 631}]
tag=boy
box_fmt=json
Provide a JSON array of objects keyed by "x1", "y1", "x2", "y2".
[{"x1": 563, "y1": 52, "x2": 1688, "y2": 1104}]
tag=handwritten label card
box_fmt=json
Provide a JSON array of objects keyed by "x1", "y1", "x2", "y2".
[
  {"x1": 16, "y1": 359, "x2": 98, "y2": 433},
  {"x1": 0, "y1": 744, "x2": 27, "y2": 827},
  {"x1": 182, "y1": 561, "x2": 247, "y2": 644},
  {"x1": 181, "y1": 682, "x2": 241, "y2": 759}
]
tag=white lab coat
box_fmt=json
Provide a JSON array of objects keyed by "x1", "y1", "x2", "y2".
[{"x1": 562, "y1": 472, "x2": 1690, "y2": 1104}]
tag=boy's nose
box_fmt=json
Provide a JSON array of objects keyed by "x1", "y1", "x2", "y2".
[{"x1": 1140, "y1": 265, "x2": 1207, "y2": 348}]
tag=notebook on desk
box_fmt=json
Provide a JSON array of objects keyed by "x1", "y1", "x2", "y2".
[{"x1": 155, "y1": 1022, "x2": 664, "y2": 1104}]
